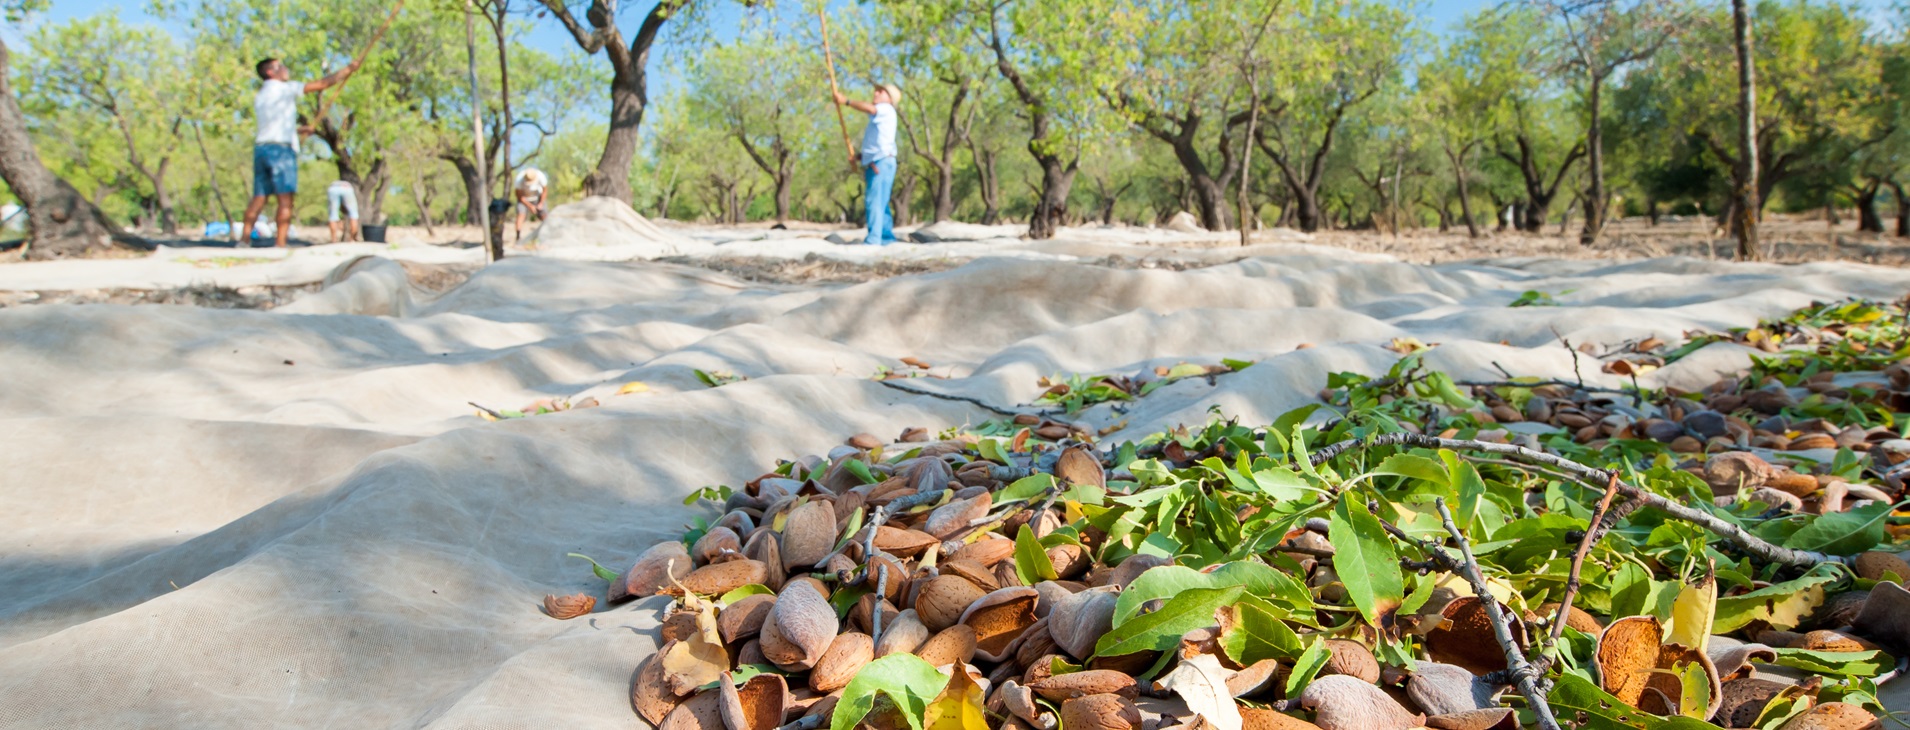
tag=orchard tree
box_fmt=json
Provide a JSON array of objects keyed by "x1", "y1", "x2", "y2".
[
  {"x1": 1531, "y1": 0, "x2": 1688, "y2": 245},
  {"x1": 0, "y1": 0, "x2": 127, "y2": 258},
  {"x1": 687, "y1": 33, "x2": 818, "y2": 224},
  {"x1": 1255, "y1": 0, "x2": 1414, "y2": 232}
]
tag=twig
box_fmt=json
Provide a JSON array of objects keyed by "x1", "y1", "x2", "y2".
[
  {"x1": 876, "y1": 380, "x2": 1023, "y2": 416},
  {"x1": 816, "y1": 505, "x2": 888, "y2": 571},
  {"x1": 885, "y1": 487, "x2": 951, "y2": 513},
  {"x1": 1456, "y1": 379, "x2": 1640, "y2": 396},
  {"x1": 776, "y1": 715, "x2": 826, "y2": 730},
  {"x1": 1552, "y1": 327, "x2": 1585, "y2": 388},
  {"x1": 1435, "y1": 497, "x2": 1563, "y2": 730},
  {"x1": 1547, "y1": 473, "x2": 1622, "y2": 649},
  {"x1": 871, "y1": 563, "x2": 889, "y2": 647},
  {"x1": 1309, "y1": 432, "x2": 1853, "y2": 567}
]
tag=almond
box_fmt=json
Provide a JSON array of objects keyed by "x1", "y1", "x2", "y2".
[
  {"x1": 1321, "y1": 639, "x2": 1380, "y2": 683},
  {"x1": 780, "y1": 500, "x2": 837, "y2": 571},
  {"x1": 916, "y1": 624, "x2": 978, "y2": 668},
  {"x1": 718, "y1": 672, "x2": 788, "y2": 730},
  {"x1": 916, "y1": 575, "x2": 987, "y2": 632},
  {"x1": 1778, "y1": 703, "x2": 1879, "y2": 730},
  {"x1": 873, "y1": 525, "x2": 940, "y2": 557},
  {"x1": 658, "y1": 685, "x2": 724, "y2": 730},
  {"x1": 960, "y1": 586, "x2": 1040, "y2": 662},
  {"x1": 741, "y1": 529, "x2": 785, "y2": 592},
  {"x1": 924, "y1": 493, "x2": 992, "y2": 539},
  {"x1": 1789, "y1": 434, "x2": 1838, "y2": 451},
  {"x1": 848, "y1": 433, "x2": 883, "y2": 450},
  {"x1": 615, "y1": 541, "x2": 693, "y2": 602},
  {"x1": 692, "y1": 526, "x2": 742, "y2": 566},
  {"x1": 759, "y1": 580, "x2": 838, "y2": 671},
  {"x1": 717, "y1": 593, "x2": 776, "y2": 644},
  {"x1": 1793, "y1": 630, "x2": 1876, "y2": 652},
  {"x1": 1046, "y1": 543, "x2": 1089, "y2": 579},
  {"x1": 1055, "y1": 446, "x2": 1106, "y2": 488},
  {"x1": 1030, "y1": 670, "x2": 1139, "y2": 700},
  {"x1": 1299, "y1": 675, "x2": 1425, "y2": 730},
  {"x1": 1048, "y1": 586, "x2": 1119, "y2": 659},
  {"x1": 941, "y1": 558, "x2": 1001, "y2": 593},
  {"x1": 1855, "y1": 551, "x2": 1910, "y2": 582},
  {"x1": 1704, "y1": 452, "x2": 1773, "y2": 493},
  {"x1": 1242, "y1": 707, "x2": 1326, "y2": 730},
  {"x1": 1060, "y1": 693, "x2": 1142, "y2": 730},
  {"x1": 875, "y1": 609, "x2": 930, "y2": 657},
  {"x1": 951, "y1": 535, "x2": 1016, "y2": 565},
  {"x1": 809, "y1": 632, "x2": 875, "y2": 693},
  {"x1": 632, "y1": 650, "x2": 681, "y2": 724},
  {"x1": 543, "y1": 593, "x2": 596, "y2": 619},
  {"x1": 1427, "y1": 596, "x2": 1527, "y2": 675},
  {"x1": 671, "y1": 559, "x2": 768, "y2": 597}
]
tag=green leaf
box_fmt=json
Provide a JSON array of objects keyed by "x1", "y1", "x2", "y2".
[
  {"x1": 977, "y1": 439, "x2": 1012, "y2": 466},
  {"x1": 1014, "y1": 524, "x2": 1058, "y2": 585},
  {"x1": 1283, "y1": 636, "x2": 1330, "y2": 697},
  {"x1": 831, "y1": 654, "x2": 950, "y2": 730},
  {"x1": 1113, "y1": 562, "x2": 1309, "y2": 625},
  {"x1": 1371, "y1": 453, "x2": 1448, "y2": 484},
  {"x1": 1093, "y1": 586, "x2": 1246, "y2": 658},
  {"x1": 1714, "y1": 569, "x2": 1835, "y2": 633},
  {"x1": 719, "y1": 584, "x2": 775, "y2": 604},
  {"x1": 1329, "y1": 493, "x2": 1405, "y2": 626},
  {"x1": 1771, "y1": 648, "x2": 1890, "y2": 677},
  {"x1": 1676, "y1": 660, "x2": 1709, "y2": 719},
  {"x1": 996, "y1": 473, "x2": 1055, "y2": 502},
  {"x1": 843, "y1": 458, "x2": 880, "y2": 486},
  {"x1": 567, "y1": 552, "x2": 619, "y2": 583},
  {"x1": 1549, "y1": 674, "x2": 1714, "y2": 730},
  {"x1": 1783, "y1": 502, "x2": 1894, "y2": 555},
  {"x1": 830, "y1": 584, "x2": 871, "y2": 619},
  {"x1": 1219, "y1": 595, "x2": 1303, "y2": 665}
]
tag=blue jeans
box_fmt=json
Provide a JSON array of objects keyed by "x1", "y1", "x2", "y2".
[
  {"x1": 253, "y1": 144, "x2": 298, "y2": 196},
  {"x1": 863, "y1": 157, "x2": 897, "y2": 245}
]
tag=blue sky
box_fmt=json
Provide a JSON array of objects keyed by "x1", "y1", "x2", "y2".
[{"x1": 11, "y1": 0, "x2": 1504, "y2": 56}]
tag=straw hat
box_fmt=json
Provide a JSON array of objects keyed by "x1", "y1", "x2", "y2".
[{"x1": 878, "y1": 83, "x2": 903, "y2": 104}]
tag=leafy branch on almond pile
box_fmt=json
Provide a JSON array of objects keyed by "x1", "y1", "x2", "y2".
[{"x1": 550, "y1": 298, "x2": 1910, "y2": 730}]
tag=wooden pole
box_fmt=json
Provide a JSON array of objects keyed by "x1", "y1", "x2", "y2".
[
  {"x1": 463, "y1": 0, "x2": 497, "y2": 261},
  {"x1": 310, "y1": 0, "x2": 405, "y2": 134},
  {"x1": 816, "y1": 8, "x2": 858, "y2": 173}
]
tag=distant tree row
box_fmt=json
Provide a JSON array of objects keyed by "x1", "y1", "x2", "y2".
[{"x1": 1, "y1": 0, "x2": 1905, "y2": 258}]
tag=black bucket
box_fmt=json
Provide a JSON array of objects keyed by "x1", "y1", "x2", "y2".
[{"x1": 361, "y1": 224, "x2": 388, "y2": 243}]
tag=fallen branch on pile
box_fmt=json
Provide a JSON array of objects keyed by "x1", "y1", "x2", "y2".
[{"x1": 1310, "y1": 431, "x2": 1855, "y2": 568}]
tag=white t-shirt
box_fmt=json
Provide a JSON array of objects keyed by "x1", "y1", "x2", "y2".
[
  {"x1": 254, "y1": 80, "x2": 303, "y2": 151},
  {"x1": 515, "y1": 169, "x2": 547, "y2": 195},
  {"x1": 859, "y1": 103, "x2": 897, "y2": 163}
]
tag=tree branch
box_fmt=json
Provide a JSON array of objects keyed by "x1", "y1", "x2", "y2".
[{"x1": 1436, "y1": 497, "x2": 1563, "y2": 730}]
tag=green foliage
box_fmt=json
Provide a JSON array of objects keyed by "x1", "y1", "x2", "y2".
[{"x1": 830, "y1": 654, "x2": 949, "y2": 730}]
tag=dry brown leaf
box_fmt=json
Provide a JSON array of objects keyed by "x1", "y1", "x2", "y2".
[{"x1": 1154, "y1": 653, "x2": 1243, "y2": 730}]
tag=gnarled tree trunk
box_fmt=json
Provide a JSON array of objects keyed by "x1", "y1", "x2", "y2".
[
  {"x1": 540, "y1": 0, "x2": 680, "y2": 204},
  {"x1": 0, "y1": 38, "x2": 126, "y2": 259}
]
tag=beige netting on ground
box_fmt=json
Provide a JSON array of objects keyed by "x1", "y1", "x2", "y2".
[{"x1": 4, "y1": 248, "x2": 1910, "y2": 728}]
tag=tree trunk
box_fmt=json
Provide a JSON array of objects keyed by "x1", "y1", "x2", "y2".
[
  {"x1": 970, "y1": 141, "x2": 1000, "y2": 225},
  {"x1": 932, "y1": 162, "x2": 955, "y2": 223},
  {"x1": 1029, "y1": 157, "x2": 1075, "y2": 240},
  {"x1": 490, "y1": 1, "x2": 514, "y2": 200},
  {"x1": 1446, "y1": 143, "x2": 1480, "y2": 238},
  {"x1": 1647, "y1": 197, "x2": 1660, "y2": 226},
  {"x1": 444, "y1": 154, "x2": 485, "y2": 227},
  {"x1": 0, "y1": 38, "x2": 124, "y2": 258},
  {"x1": 191, "y1": 121, "x2": 236, "y2": 238},
  {"x1": 773, "y1": 167, "x2": 791, "y2": 224},
  {"x1": 1579, "y1": 74, "x2": 1606, "y2": 245},
  {"x1": 541, "y1": 0, "x2": 677, "y2": 205},
  {"x1": 1855, "y1": 179, "x2": 1884, "y2": 233},
  {"x1": 1733, "y1": 0, "x2": 1761, "y2": 260},
  {"x1": 1891, "y1": 179, "x2": 1909, "y2": 238},
  {"x1": 894, "y1": 167, "x2": 917, "y2": 227},
  {"x1": 410, "y1": 174, "x2": 437, "y2": 236}
]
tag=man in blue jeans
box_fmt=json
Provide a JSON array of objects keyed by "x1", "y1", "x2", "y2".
[
  {"x1": 241, "y1": 56, "x2": 364, "y2": 248},
  {"x1": 834, "y1": 83, "x2": 903, "y2": 245}
]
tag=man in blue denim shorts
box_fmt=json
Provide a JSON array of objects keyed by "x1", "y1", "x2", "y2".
[{"x1": 241, "y1": 56, "x2": 363, "y2": 248}]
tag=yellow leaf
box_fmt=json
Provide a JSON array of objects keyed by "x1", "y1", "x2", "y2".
[
  {"x1": 476, "y1": 409, "x2": 497, "y2": 422},
  {"x1": 617, "y1": 381, "x2": 650, "y2": 395},
  {"x1": 1665, "y1": 570, "x2": 1716, "y2": 654},
  {"x1": 1063, "y1": 500, "x2": 1086, "y2": 524},
  {"x1": 923, "y1": 663, "x2": 988, "y2": 730},
  {"x1": 660, "y1": 599, "x2": 729, "y2": 695}
]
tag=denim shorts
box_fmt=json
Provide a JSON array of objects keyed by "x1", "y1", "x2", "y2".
[{"x1": 253, "y1": 144, "x2": 299, "y2": 196}]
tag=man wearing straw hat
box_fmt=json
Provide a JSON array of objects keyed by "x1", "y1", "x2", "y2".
[{"x1": 833, "y1": 83, "x2": 903, "y2": 246}]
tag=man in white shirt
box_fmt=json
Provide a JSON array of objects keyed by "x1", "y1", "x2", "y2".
[
  {"x1": 833, "y1": 83, "x2": 903, "y2": 246},
  {"x1": 513, "y1": 167, "x2": 548, "y2": 245},
  {"x1": 240, "y1": 56, "x2": 363, "y2": 248}
]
